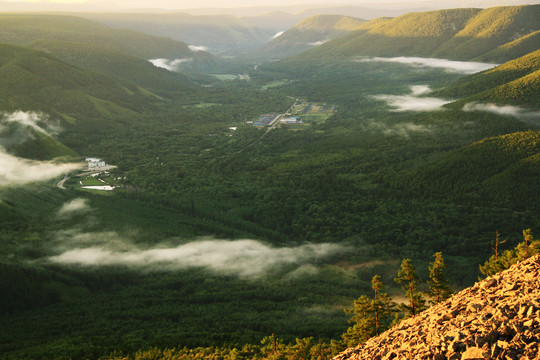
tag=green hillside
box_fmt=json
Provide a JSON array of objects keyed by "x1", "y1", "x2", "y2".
[
  {"x1": 0, "y1": 14, "x2": 195, "y2": 59},
  {"x1": 255, "y1": 15, "x2": 366, "y2": 60},
  {"x1": 0, "y1": 43, "x2": 159, "y2": 122},
  {"x1": 439, "y1": 49, "x2": 540, "y2": 106},
  {"x1": 478, "y1": 30, "x2": 540, "y2": 63},
  {"x1": 272, "y1": 5, "x2": 539, "y2": 70},
  {"x1": 1, "y1": 4, "x2": 539, "y2": 360},
  {"x1": 406, "y1": 131, "x2": 540, "y2": 208},
  {"x1": 433, "y1": 5, "x2": 540, "y2": 60},
  {"x1": 28, "y1": 40, "x2": 194, "y2": 93},
  {"x1": 0, "y1": 14, "x2": 213, "y2": 85}
]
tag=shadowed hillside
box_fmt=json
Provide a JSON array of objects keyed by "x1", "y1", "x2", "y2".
[{"x1": 0, "y1": 43, "x2": 161, "y2": 122}]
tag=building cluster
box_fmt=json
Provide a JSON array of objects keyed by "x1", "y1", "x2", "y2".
[
  {"x1": 280, "y1": 117, "x2": 303, "y2": 124},
  {"x1": 85, "y1": 157, "x2": 106, "y2": 170},
  {"x1": 254, "y1": 113, "x2": 278, "y2": 126}
]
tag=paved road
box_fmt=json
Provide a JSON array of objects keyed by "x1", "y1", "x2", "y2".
[
  {"x1": 57, "y1": 174, "x2": 69, "y2": 189},
  {"x1": 56, "y1": 165, "x2": 118, "y2": 189}
]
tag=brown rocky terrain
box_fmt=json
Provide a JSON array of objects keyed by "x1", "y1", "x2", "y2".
[{"x1": 334, "y1": 254, "x2": 540, "y2": 360}]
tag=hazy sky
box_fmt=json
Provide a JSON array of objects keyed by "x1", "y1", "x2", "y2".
[{"x1": 2, "y1": 0, "x2": 538, "y2": 12}]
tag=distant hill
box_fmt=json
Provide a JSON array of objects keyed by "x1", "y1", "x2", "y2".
[
  {"x1": 439, "y1": 49, "x2": 540, "y2": 107},
  {"x1": 272, "y1": 5, "x2": 539, "y2": 69},
  {"x1": 0, "y1": 43, "x2": 161, "y2": 123},
  {"x1": 432, "y1": 5, "x2": 540, "y2": 60},
  {"x1": 0, "y1": 14, "x2": 210, "y2": 89},
  {"x1": 240, "y1": 7, "x2": 407, "y2": 31},
  {"x1": 254, "y1": 15, "x2": 367, "y2": 60},
  {"x1": 80, "y1": 12, "x2": 275, "y2": 54}
]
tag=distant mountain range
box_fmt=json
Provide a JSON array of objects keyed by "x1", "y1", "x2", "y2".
[
  {"x1": 274, "y1": 5, "x2": 540, "y2": 67},
  {"x1": 80, "y1": 12, "x2": 276, "y2": 55}
]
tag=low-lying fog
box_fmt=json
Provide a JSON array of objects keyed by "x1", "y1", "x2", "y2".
[
  {"x1": 0, "y1": 111, "x2": 83, "y2": 186},
  {"x1": 149, "y1": 58, "x2": 193, "y2": 71},
  {"x1": 355, "y1": 56, "x2": 498, "y2": 74},
  {"x1": 48, "y1": 197, "x2": 348, "y2": 278},
  {"x1": 370, "y1": 85, "x2": 452, "y2": 112},
  {"x1": 48, "y1": 237, "x2": 347, "y2": 278},
  {"x1": 464, "y1": 102, "x2": 540, "y2": 123}
]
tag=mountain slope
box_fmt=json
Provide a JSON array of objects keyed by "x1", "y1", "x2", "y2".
[
  {"x1": 0, "y1": 14, "x2": 208, "y2": 90},
  {"x1": 255, "y1": 15, "x2": 366, "y2": 60},
  {"x1": 478, "y1": 30, "x2": 540, "y2": 63},
  {"x1": 438, "y1": 49, "x2": 540, "y2": 106},
  {"x1": 0, "y1": 43, "x2": 159, "y2": 122},
  {"x1": 406, "y1": 131, "x2": 540, "y2": 209},
  {"x1": 0, "y1": 14, "x2": 200, "y2": 60},
  {"x1": 28, "y1": 40, "x2": 194, "y2": 93},
  {"x1": 335, "y1": 254, "x2": 540, "y2": 360},
  {"x1": 274, "y1": 5, "x2": 539, "y2": 69},
  {"x1": 433, "y1": 5, "x2": 540, "y2": 60}
]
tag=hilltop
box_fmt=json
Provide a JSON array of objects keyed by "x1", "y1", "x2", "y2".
[
  {"x1": 335, "y1": 254, "x2": 540, "y2": 360},
  {"x1": 254, "y1": 15, "x2": 366, "y2": 60},
  {"x1": 273, "y1": 5, "x2": 539, "y2": 70}
]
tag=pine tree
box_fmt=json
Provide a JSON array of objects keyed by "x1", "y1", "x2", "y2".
[
  {"x1": 342, "y1": 275, "x2": 396, "y2": 347},
  {"x1": 428, "y1": 252, "x2": 453, "y2": 304},
  {"x1": 394, "y1": 259, "x2": 426, "y2": 317},
  {"x1": 480, "y1": 229, "x2": 540, "y2": 277}
]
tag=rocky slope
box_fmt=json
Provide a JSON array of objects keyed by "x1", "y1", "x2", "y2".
[{"x1": 334, "y1": 254, "x2": 540, "y2": 360}]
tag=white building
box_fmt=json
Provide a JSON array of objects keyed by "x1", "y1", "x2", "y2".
[{"x1": 85, "y1": 157, "x2": 106, "y2": 169}]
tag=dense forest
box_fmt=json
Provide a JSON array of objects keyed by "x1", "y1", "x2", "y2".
[{"x1": 0, "y1": 5, "x2": 539, "y2": 359}]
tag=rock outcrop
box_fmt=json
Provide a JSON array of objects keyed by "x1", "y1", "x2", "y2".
[{"x1": 334, "y1": 254, "x2": 540, "y2": 360}]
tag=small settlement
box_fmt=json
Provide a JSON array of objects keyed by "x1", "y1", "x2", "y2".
[
  {"x1": 80, "y1": 158, "x2": 120, "y2": 191},
  {"x1": 249, "y1": 102, "x2": 335, "y2": 128}
]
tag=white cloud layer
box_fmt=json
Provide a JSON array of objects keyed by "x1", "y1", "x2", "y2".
[
  {"x1": 308, "y1": 40, "x2": 329, "y2": 46},
  {"x1": 48, "y1": 239, "x2": 346, "y2": 278},
  {"x1": 149, "y1": 58, "x2": 193, "y2": 71},
  {"x1": 1, "y1": 111, "x2": 60, "y2": 135},
  {"x1": 371, "y1": 94, "x2": 452, "y2": 111},
  {"x1": 410, "y1": 85, "x2": 432, "y2": 96},
  {"x1": 356, "y1": 56, "x2": 498, "y2": 74},
  {"x1": 371, "y1": 85, "x2": 452, "y2": 112},
  {"x1": 463, "y1": 103, "x2": 540, "y2": 120},
  {"x1": 0, "y1": 151, "x2": 83, "y2": 186},
  {"x1": 271, "y1": 31, "x2": 284, "y2": 39},
  {"x1": 188, "y1": 45, "x2": 210, "y2": 52},
  {"x1": 57, "y1": 198, "x2": 91, "y2": 218}
]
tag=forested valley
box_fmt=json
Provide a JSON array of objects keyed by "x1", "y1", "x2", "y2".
[{"x1": 0, "y1": 5, "x2": 539, "y2": 359}]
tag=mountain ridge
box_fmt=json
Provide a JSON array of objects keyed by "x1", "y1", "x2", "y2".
[{"x1": 272, "y1": 5, "x2": 539, "y2": 69}]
